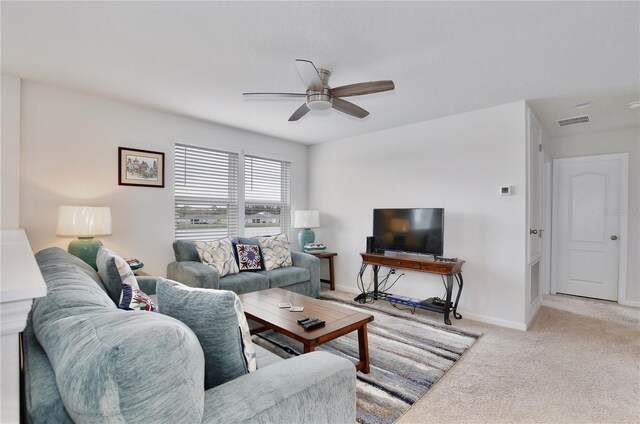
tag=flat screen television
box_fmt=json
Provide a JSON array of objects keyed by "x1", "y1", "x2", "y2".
[{"x1": 373, "y1": 208, "x2": 444, "y2": 255}]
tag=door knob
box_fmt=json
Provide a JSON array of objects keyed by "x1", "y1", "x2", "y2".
[{"x1": 611, "y1": 235, "x2": 618, "y2": 241}]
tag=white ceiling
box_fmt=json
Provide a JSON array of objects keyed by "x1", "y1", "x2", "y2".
[{"x1": 2, "y1": 1, "x2": 639, "y2": 144}]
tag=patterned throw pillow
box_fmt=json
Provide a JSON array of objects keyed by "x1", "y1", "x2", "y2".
[
  {"x1": 120, "y1": 283, "x2": 158, "y2": 312},
  {"x1": 96, "y1": 247, "x2": 157, "y2": 312},
  {"x1": 195, "y1": 237, "x2": 239, "y2": 277},
  {"x1": 235, "y1": 244, "x2": 263, "y2": 271},
  {"x1": 255, "y1": 233, "x2": 292, "y2": 271}
]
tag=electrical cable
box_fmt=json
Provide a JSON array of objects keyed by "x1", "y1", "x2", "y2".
[{"x1": 390, "y1": 301, "x2": 416, "y2": 315}]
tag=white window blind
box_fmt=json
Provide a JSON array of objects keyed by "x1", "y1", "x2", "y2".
[
  {"x1": 174, "y1": 144, "x2": 239, "y2": 241},
  {"x1": 244, "y1": 155, "x2": 291, "y2": 238}
]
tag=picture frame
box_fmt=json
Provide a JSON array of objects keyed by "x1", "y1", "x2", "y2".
[{"x1": 118, "y1": 147, "x2": 165, "y2": 188}]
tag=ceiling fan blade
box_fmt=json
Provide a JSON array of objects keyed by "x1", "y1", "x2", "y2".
[
  {"x1": 331, "y1": 98, "x2": 369, "y2": 119},
  {"x1": 288, "y1": 103, "x2": 310, "y2": 121},
  {"x1": 295, "y1": 59, "x2": 323, "y2": 91},
  {"x1": 243, "y1": 92, "x2": 306, "y2": 98},
  {"x1": 330, "y1": 80, "x2": 395, "y2": 97}
]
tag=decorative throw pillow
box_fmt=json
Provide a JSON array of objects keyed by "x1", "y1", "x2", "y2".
[
  {"x1": 156, "y1": 279, "x2": 256, "y2": 389},
  {"x1": 96, "y1": 247, "x2": 157, "y2": 312},
  {"x1": 255, "y1": 233, "x2": 293, "y2": 271},
  {"x1": 234, "y1": 244, "x2": 263, "y2": 271},
  {"x1": 119, "y1": 283, "x2": 158, "y2": 312},
  {"x1": 195, "y1": 237, "x2": 239, "y2": 277}
]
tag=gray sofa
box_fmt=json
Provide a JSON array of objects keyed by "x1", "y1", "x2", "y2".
[
  {"x1": 167, "y1": 239, "x2": 321, "y2": 297},
  {"x1": 22, "y1": 247, "x2": 356, "y2": 423}
]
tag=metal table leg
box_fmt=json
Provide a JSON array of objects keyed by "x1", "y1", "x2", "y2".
[
  {"x1": 444, "y1": 274, "x2": 454, "y2": 325},
  {"x1": 373, "y1": 265, "x2": 379, "y2": 300},
  {"x1": 452, "y1": 273, "x2": 463, "y2": 319}
]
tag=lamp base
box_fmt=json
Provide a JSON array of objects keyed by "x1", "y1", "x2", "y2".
[
  {"x1": 298, "y1": 228, "x2": 315, "y2": 250},
  {"x1": 68, "y1": 237, "x2": 103, "y2": 270}
]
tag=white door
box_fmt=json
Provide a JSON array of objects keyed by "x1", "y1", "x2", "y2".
[{"x1": 552, "y1": 154, "x2": 627, "y2": 301}]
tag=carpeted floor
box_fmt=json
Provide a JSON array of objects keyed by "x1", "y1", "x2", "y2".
[
  {"x1": 252, "y1": 296, "x2": 480, "y2": 424},
  {"x1": 320, "y1": 291, "x2": 639, "y2": 424}
]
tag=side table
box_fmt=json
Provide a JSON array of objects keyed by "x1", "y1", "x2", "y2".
[{"x1": 306, "y1": 251, "x2": 337, "y2": 291}]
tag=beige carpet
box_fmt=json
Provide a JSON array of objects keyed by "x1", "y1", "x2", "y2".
[{"x1": 324, "y1": 288, "x2": 640, "y2": 424}]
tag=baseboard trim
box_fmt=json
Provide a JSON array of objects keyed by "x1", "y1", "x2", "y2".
[
  {"x1": 525, "y1": 297, "x2": 542, "y2": 330},
  {"x1": 333, "y1": 283, "x2": 360, "y2": 294},
  {"x1": 618, "y1": 300, "x2": 640, "y2": 308},
  {"x1": 455, "y1": 310, "x2": 527, "y2": 331},
  {"x1": 331, "y1": 284, "x2": 528, "y2": 330}
]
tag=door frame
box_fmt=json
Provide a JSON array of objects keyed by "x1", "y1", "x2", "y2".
[
  {"x1": 541, "y1": 151, "x2": 553, "y2": 295},
  {"x1": 551, "y1": 153, "x2": 629, "y2": 304}
]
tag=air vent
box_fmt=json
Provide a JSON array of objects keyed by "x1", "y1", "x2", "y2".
[{"x1": 556, "y1": 115, "x2": 590, "y2": 127}]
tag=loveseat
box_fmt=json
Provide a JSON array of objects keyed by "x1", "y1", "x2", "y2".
[
  {"x1": 22, "y1": 247, "x2": 356, "y2": 423},
  {"x1": 167, "y1": 238, "x2": 321, "y2": 297}
]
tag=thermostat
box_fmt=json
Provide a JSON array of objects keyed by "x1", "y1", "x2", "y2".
[{"x1": 500, "y1": 186, "x2": 512, "y2": 196}]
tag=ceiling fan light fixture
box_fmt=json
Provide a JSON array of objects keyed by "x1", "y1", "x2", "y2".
[
  {"x1": 306, "y1": 93, "x2": 333, "y2": 111},
  {"x1": 244, "y1": 59, "x2": 395, "y2": 120}
]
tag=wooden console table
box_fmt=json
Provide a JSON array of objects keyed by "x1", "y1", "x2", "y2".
[{"x1": 360, "y1": 252, "x2": 464, "y2": 325}]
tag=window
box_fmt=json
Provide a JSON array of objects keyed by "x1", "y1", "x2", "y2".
[
  {"x1": 174, "y1": 144, "x2": 291, "y2": 241},
  {"x1": 244, "y1": 155, "x2": 291, "y2": 238},
  {"x1": 174, "y1": 144, "x2": 239, "y2": 240}
]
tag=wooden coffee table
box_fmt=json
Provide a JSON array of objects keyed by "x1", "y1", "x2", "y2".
[{"x1": 239, "y1": 288, "x2": 374, "y2": 373}]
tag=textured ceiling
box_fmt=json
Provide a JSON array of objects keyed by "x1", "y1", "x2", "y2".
[{"x1": 2, "y1": 1, "x2": 638, "y2": 144}]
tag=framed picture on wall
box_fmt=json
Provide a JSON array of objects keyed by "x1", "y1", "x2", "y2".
[{"x1": 118, "y1": 147, "x2": 165, "y2": 188}]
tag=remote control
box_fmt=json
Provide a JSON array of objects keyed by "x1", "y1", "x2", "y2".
[
  {"x1": 297, "y1": 317, "x2": 311, "y2": 325},
  {"x1": 303, "y1": 319, "x2": 325, "y2": 330}
]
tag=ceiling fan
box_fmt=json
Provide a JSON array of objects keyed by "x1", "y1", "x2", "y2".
[{"x1": 243, "y1": 59, "x2": 395, "y2": 121}]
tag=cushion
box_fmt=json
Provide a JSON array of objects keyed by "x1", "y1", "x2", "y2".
[
  {"x1": 35, "y1": 246, "x2": 108, "y2": 293},
  {"x1": 195, "y1": 237, "x2": 240, "y2": 277},
  {"x1": 119, "y1": 283, "x2": 158, "y2": 312},
  {"x1": 256, "y1": 233, "x2": 293, "y2": 271},
  {"x1": 259, "y1": 266, "x2": 310, "y2": 288},
  {"x1": 235, "y1": 243, "x2": 263, "y2": 271},
  {"x1": 156, "y1": 279, "x2": 257, "y2": 390},
  {"x1": 96, "y1": 247, "x2": 157, "y2": 312},
  {"x1": 218, "y1": 271, "x2": 270, "y2": 294}
]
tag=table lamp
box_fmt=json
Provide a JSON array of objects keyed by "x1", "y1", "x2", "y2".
[
  {"x1": 57, "y1": 206, "x2": 112, "y2": 270},
  {"x1": 294, "y1": 210, "x2": 320, "y2": 249}
]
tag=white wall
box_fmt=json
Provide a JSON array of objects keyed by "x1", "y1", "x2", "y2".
[
  {"x1": 1, "y1": 74, "x2": 21, "y2": 229},
  {"x1": 309, "y1": 101, "x2": 528, "y2": 329},
  {"x1": 20, "y1": 82, "x2": 309, "y2": 276},
  {"x1": 550, "y1": 127, "x2": 640, "y2": 304}
]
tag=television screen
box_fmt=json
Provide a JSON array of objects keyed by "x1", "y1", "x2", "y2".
[{"x1": 373, "y1": 208, "x2": 444, "y2": 255}]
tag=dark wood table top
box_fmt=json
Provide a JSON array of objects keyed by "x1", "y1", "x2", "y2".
[
  {"x1": 360, "y1": 252, "x2": 464, "y2": 275},
  {"x1": 305, "y1": 251, "x2": 337, "y2": 258},
  {"x1": 238, "y1": 288, "x2": 372, "y2": 342}
]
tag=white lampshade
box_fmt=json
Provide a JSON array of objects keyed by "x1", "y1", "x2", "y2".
[
  {"x1": 56, "y1": 206, "x2": 112, "y2": 237},
  {"x1": 294, "y1": 210, "x2": 320, "y2": 229}
]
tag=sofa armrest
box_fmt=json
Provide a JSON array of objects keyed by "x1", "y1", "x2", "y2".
[
  {"x1": 167, "y1": 261, "x2": 220, "y2": 289},
  {"x1": 201, "y1": 351, "x2": 355, "y2": 424},
  {"x1": 135, "y1": 276, "x2": 159, "y2": 295},
  {"x1": 291, "y1": 251, "x2": 321, "y2": 297}
]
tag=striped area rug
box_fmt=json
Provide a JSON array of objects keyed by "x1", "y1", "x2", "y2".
[{"x1": 252, "y1": 297, "x2": 481, "y2": 424}]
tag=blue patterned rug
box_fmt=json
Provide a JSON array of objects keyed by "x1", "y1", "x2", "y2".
[{"x1": 252, "y1": 296, "x2": 481, "y2": 424}]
